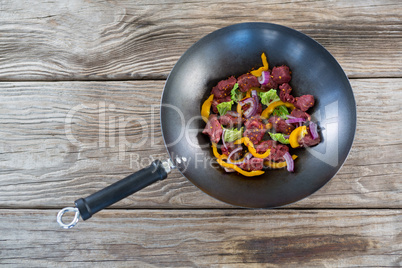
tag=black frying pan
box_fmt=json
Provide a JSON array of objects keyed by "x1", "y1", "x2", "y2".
[{"x1": 57, "y1": 22, "x2": 356, "y2": 228}]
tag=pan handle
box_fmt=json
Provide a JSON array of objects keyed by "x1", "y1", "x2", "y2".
[{"x1": 57, "y1": 159, "x2": 176, "y2": 229}]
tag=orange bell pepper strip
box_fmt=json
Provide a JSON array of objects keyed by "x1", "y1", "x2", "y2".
[
  {"x1": 261, "y1": 101, "x2": 295, "y2": 119},
  {"x1": 201, "y1": 94, "x2": 214, "y2": 123},
  {"x1": 289, "y1": 126, "x2": 308, "y2": 148},
  {"x1": 264, "y1": 155, "x2": 298, "y2": 169},
  {"x1": 212, "y1": 143, "x2": 227, "y2": 160},
  {"x1": 234, "y1": 137, "x2": 271, "y2": 159},
  {"x1": 250, "y1": 53, "x2": 269, "y2": 77},
  {"x1": 216, "y1": 158, "x2": 264, "y2": 177}
]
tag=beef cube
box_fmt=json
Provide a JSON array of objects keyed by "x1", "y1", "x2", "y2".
[
  {"x1": 299, "y1": 133, "x2": 320, "y2": 147},
  {"x1": 219, "y1": 113, "x2": 242, "y2": 128},
  {"x1": 279, "y1": 83, "x2": 295, "y2": 103},
  {"x1": 272, "y1": 65, "x2": 291, "y2": 84},
  {"x1": 243, "y1": 117, "x2": 266, "y2": 144},
  {"x1": 268, "y1": 116, "x2": 295, "y2": 135},
  {"x1": 294, "y1": 95, "x2": 315, "y2": 112},
  {"x1": 237, "y1": 73, "x2": 260, "y2": 92},
  {"x1": 290, "y1": 109, "x2": 311, "y2": 121},
  {"x1": 211, "y1": 76, "x2": 237, "y2": 99},
  {"x1": 239, "y1": 158, "x2": 264, "y2": 171},
  {"x1": 202, "y1": 114, "x2": 223, "y2": 143}
]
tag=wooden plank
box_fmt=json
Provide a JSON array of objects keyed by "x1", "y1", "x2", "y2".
[
  {"x1": 0, "y1": 209, "x2": 400, "y2": 267},
  {"x1": 0, "y1": 79, "x2": 400, "y2": 209},
  {"x1": 0, "y1": 0, "x2": 400, "y2": 80}
]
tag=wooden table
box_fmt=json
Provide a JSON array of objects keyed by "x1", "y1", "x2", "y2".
[{"x1": 1, "y1": 0, "x2": 401, "y2": 266}]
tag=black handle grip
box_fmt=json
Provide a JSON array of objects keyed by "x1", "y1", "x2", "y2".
[{"x1": 75, "y1": 160, "x2": 168, "y2": 220}]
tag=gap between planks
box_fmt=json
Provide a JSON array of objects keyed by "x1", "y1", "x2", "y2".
[
  {"x1": 0, "y1": 76, "x2": 402, "y2": 83},
  {"x1": 2, "y1": 207, "x2": 401, "y2": 210}
]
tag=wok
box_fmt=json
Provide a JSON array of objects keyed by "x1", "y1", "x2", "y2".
[{"x1": 57, "y1": 22, "x2": 356, "y2": 228}]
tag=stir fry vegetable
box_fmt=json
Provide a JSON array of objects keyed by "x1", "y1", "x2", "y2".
[{"x1": 202, "y1": 52, "x2": 321, "y2": 176}]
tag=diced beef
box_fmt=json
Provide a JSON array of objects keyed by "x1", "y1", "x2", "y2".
[
  {"x1": 279, "y1": 83, "x2": 295, "y2": 103},
  {"x1": 272, "y1": 65, "x2": 291, "y2": 84},
  {"x1": 244, "y1": 116, "x2": 263, "y2": 129},
  {"x1": 299, "y1": 132, "x2": 321, "y2": 147},
  {"x1": 211, "y1": 95, "x2": 231, "y2": 114},
  {"x1": 290, "y1": 109, "x2": 311, "y2": 121},
  {"x1": 237, "y1": 73, "x2": 260, "y2": 92},
  {"x1": 239, "y1": 157, "x2": 264, "y2": 171},
  {"x1": 202, "y1": 114, "x2": 222, "y2": 143},
  {"x1": 268, "y1": 116, "x2": 295, "y2": 135},
  {"x1": 260, "y1": 74, "x2": 278, "y2": 90},
  {"x1": 256, "y1": 102, "x2": 263, "y2": 115},
  {"x1": 256, "y1": 140, "x2": 289, "y2": 162},
  {"x1": 243, "y1": 128, "x2": 265, "y2": 145},
  {"x1": 268, "y1": 144, "x2": 289, "y2": 162},
  {"x1": 243, "y1": 117, "x2": 266, "y2": 144},
  {"x1": 256, "y1": 140, "x2": 276, "y2": 154},
  {"x1": 221, "y1": 142, "x2": 242, "y2": 159},
  {"x1": 219, "y1": 112, "x2": 242, "y2": 127},
  {"x1": 279, "y1": 83, "x2": 292, "y2": 94},
  {"x1": 294, "y1": 95, "x2": 315, "y2": 112},
  {"x1": 211, "y1": 76, "x2": 236, "y2": 99}
]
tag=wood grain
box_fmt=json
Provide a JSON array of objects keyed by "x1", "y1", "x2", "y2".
[
  {"x1": 0, "y1": 0, "x2": 401, "y2": 81},
  {"x1": 0, "y1": 79, "x2": 400, "y2": 209},
  {"x1": 0, "y1": 209, "x2": 400, "y2": 267}
]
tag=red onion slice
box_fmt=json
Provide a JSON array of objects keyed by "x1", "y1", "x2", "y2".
[
  {"x1": 239, "y1": 97, "x2": 257, "y2": 119},
  {"x1": 309, "y1": 121, "x2": 319, "y2": 140},
  {"x1": 243, "y1": 152, "x2": 253, "y2": 162},
  {"x1": 258, "y1": 71, "x2": 270, "y2": 85},
  {"x1": 251, "y1": 90, "x2": 259, "y2": 106},
  {"x1": 227, "y1": 147, "x2": 242, "y2": 162},
  {"x1": 285, "y1": 117, "x2": 305, "y2": 124},
  {"x1": 283, "y1": 152, "x2": 294, "y2": 172},
  {"x1": 222, "y1": 128, "x2": 227, "y2": 149},
  {"x1": 224, "y1": 167, "x2": 235, "y2": 173},
  {"x1": 228, "y1": 152, "x2": 252, "y2": 166},
  {"x1": 225, "y1": 111, "x2": 240, "y2": 117},
  {"x1": 224, "y1": 147, "x2": 243, "y2": 173}
]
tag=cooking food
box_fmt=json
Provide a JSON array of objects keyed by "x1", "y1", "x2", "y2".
[{"x1": 202, "y1": 53, "x2": 321, "y2": 177}]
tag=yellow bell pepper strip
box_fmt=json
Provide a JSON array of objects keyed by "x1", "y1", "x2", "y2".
[
  {"x1": 212, "y1": 143, "x2": 227, "y2": 160},
  {"x1": 237, "y1": 102, "x2": 242, "y2": 116},
  {"x1": 289, "y1": 126, "x2": 308, "y2": 148},
  {"x1": 201, "y1": 94, "x2": 214, "y2": 123},
  {"x1": 250, "y1": 53, "x2": 269, "y2": 77},
  {"x1": 230, "y1": 153, "x2": 252, "y2": 165},
  {"x1": 266, "y1": 123, "x2": 272, "y2": 130},
  {"x1": 217, "y1": 158, "x2": 265, "y2": 177},
  {"x1": 234, "y1": 137, "x2": 271, "y2": 159},
  {"x1": 264, "y1": 155, "x2": 297, "y2": 169},
  {"x1": 261, "y1": 101, "x2": 295, "y2": 119},
  {"x1": 236, "y1": 90, "x2": 253, "y2": 116}
]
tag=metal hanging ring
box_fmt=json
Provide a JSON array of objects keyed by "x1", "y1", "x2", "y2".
[{"x1": 57, "y1": 207, "x2": 80, "y2": 229}]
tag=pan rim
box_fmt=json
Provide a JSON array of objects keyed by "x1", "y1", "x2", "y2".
[{"x1": 160, "y1": 22, "x2": 357, "y2": 208}]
